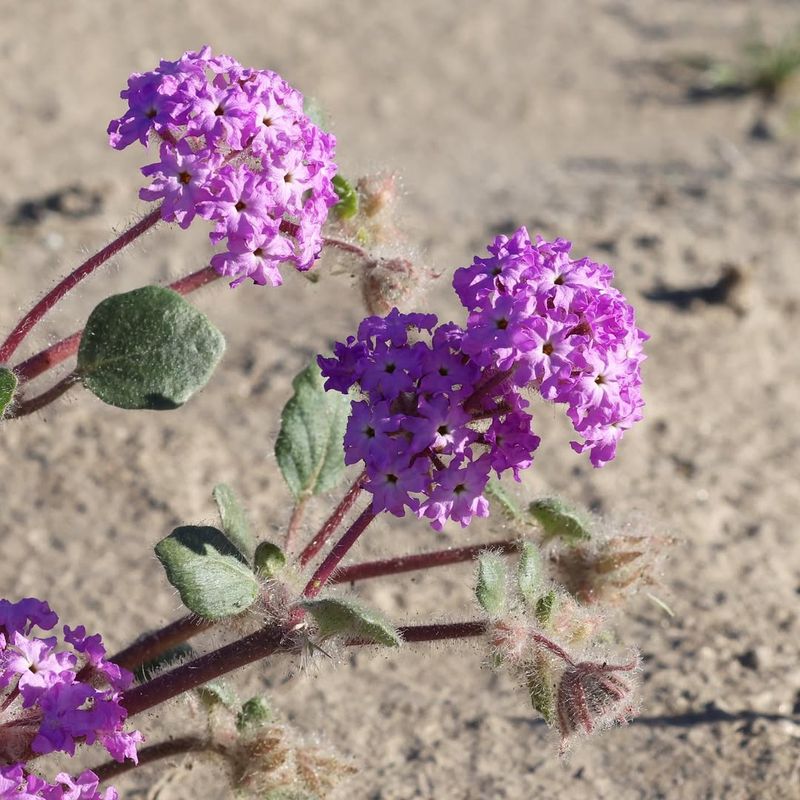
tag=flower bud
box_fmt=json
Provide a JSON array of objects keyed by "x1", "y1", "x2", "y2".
[
  {"x1": 361, "y1": 257, "x2": 424, "y2": 315},
  {"x1": 556, "y1": 658, "x2": 638, "y2": 747}
]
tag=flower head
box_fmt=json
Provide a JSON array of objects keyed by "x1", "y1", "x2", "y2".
[{"x1": 109, "y1": 46, "x2": 338, "y2": 286}]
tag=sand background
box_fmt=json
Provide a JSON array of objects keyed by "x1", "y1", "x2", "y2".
[{"x1": 1, "y1": 1, "x2": 800, "y2": 797}]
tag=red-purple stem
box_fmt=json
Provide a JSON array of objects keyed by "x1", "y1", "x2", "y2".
[
  {"x1": 92, "y1": 736, "x2": 211, "y2": 782},
  {"x1": 12, "y1": 266, "x2": 220, "y2": 383},
  {"x1": 302, "y1": 507, "x2": 377, "y2": 597},
  {"x1": 0, "y1": 209, "x2": 162, "y2": 364},
  {"x1": 122, "y1": 620, "x2": 487, "y2": 718},
  {"x1": 297, "y1": 471, "x2": 366, "y2": 567},
  {"x1": 6, "y1": 371, "x2": 79, "y2": 419},
  {"x1": 333, "y1": 538, "x2": 520, "y2": 584}
]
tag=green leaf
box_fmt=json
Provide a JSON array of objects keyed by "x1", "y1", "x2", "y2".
[
  {"x1": 475, "y1": 553, "x2": 508, "y2": 616},
  {"x1": 526, "y1": 656, "x2": 555, "y2": 725},
  {"x1": 212, "y1": 484, "x2": 254, "y2": 561},
  {"x1": 535, "y1": 590, "x2": 557, "y2": 627},
  {"x1": 196, "y1": 680, "x2": 239, "y2": 711},
  {"x1": 253, "y1": 541, "x2": 286, "y2": 579},
  {"x1": 133, "y1": 642, "x2": 194, "y2": 684},
  {"x1": 332, "y1": 175, "x2": 359, "y2": 220},
  {"x1": 484, "y1": 479, "x2": 526, "y2": 523},
  {"x1": 301, "y1": 597, "x2": 401, "y2": 647},
  {"x1": 154, "y1": 525, "x2": 260, "y2": 620},
  {"x1": 528, "y1": 497, "x2": 591, "y2": 545},
  {"x1": 517, "y1": 542, "x2": 542, "y2": 607},
  {"x1": 236, "y1": 696, "x2": 273, "y2": 732},
  {"x1": 0, "y1": 367, "x2": 17, "y2": 417},
  {"x1": 275, "y1": 361, "x2": 350, "y2": 501},
  {"x1": 77, "y1": 286, "x2": 225, "y2": 410}
]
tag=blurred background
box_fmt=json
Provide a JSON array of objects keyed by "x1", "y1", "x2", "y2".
[{"x1": 1, "y1": 1, "x2": 799, "y2": 797}]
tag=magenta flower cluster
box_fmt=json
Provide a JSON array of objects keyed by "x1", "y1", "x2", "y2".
[
  {"x1": 108, "y1": 46, "x2": 338, "y2": 286},
  {"x1": 0, "y1": 598, "x2": 141, "y2": 796},
  {"x1": 0, "y1": 765, "x2": 117, "y2": 800},
  {"x1": 454, "y1": 227, "x2": 647, "y2": 468},
  {"x1": 319, "y1": 228, "x2": 647, "y2": 529}
]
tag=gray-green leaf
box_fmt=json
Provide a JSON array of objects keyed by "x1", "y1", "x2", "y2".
[
  {"x1": 212, "y1": 483, "x2": 254, "y2": 561},
  {"x1": 77, "y1": 286, "x2": 225, "y2": 410},
  {"x1": 475, "y1": 553, "x2": 508, "y2": 616},
  {"x1": 133, "y1": 642, "x2": 194, "y2": 684},
  {"x1": 196, "y1": 680, "x2": 239, "y2": 711},
  {"x1": 154, "y1": 525, "x2": 260, "y2": 619},
  {"x1": 275, "y1": 361, "x2": 350, "y2": 500},
  {"x1": 237, "y1": 696, "x2": 273, "y2": 732},
  {"x1": 332, "y1": 175, "x2": 359, "y2": 220},
  {"x1": 528, "y1": 497, "x2": 591, "y2": 545},
  {"x1": 254, "y1": 541, "x2": 286, "y2": 579},
  {"x1": 484, "y1": 479, "x2": 526, "y2": 524},
  {"x1": 301, "y1": 597, "x2": 401, "y2": 647},
  {"x1": 526, "y1": 657, "x2": 556, "y2": 725},
  {"x1": 517, "y1": 541, "x2": 542, "y2": 607},
  {"x1": 0, "y1": 367, "x2": 17, "y2": 417},
  {"x1": 535, "y1": 590, "x2": 558, "y2": 627}
]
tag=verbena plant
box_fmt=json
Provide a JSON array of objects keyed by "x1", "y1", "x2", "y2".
[{"x1": 0, "y1": 47, "x2": 659, "y2": 799}]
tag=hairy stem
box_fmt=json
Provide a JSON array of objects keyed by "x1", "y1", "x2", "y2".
[
  {"x1": 302, "y1": 507, "x2": 377, "y2": 597},
  {"x1": 322, "y1": 236, "x2": 370, "y2": 260},
  {"x1": 283, "y1": 500, "x2": 308, "y2": 555},
  {"x1": 92, "y1": 735, "x2": 212, "y2": 782},
  {"x1": 6, "y1": 371, "x2": 79, "y2": 419},
  {"x1": 0, "y1": 209, "x2": 162, "y2": 363},
  {"x1": 13, "y1": 266, "x2": 220, "y2": 383},
  {"x1": 123, "y1": 620, "x2": 487, "y2": 718},
  {"x1": 297, "y1": 471, "x2": 366, "y2": 567},
  {"x1": 110, "y1": 616, "x2": 216, "y2": 672},
  {"x1": 333, "y1": 538, "x2": 520, "y2": 584}
]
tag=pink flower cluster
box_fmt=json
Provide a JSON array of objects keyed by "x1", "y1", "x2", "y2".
[
  {"x1": 108, "y1": 46, "x2": 338, "y2": 286},
  {"x1": 0, "y1": 598, "x2": 141, "y2": 796},
  {"x1": 319, "y1": 228, "x2": 647, "y2": 529},
  {"x1": 0, "y1": 765, "x2": 116, "y2": 800},
  {"x1": 319, "y1": 309, "x2": 540, "y2": 530},
  {"x1": 454, "y1": 228, "x2": 647, "y2": 467}
]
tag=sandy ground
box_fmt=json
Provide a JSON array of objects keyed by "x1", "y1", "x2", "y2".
[{"x1": 1, "y1": 1, "x2": 800, "y2": 798}]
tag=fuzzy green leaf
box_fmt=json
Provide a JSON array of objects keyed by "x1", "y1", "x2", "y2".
[
  {"x1": 517, "y1": 541, "x2": 542, "y2": 606},
  {"x1": 154, "y1": 525, "x2": 260, "y2": 620},
  {"x1": 332, "y1": 175, "x2": 359, "y2": 220},
  {"x1": 528, "y1": 497, "x2": 591, "y2": 545},
  {"x1": 77, "y1": 286, "x2": 225, "y2": 410},
  {"x1": 237, "y1": 696, "x2": 273, "y2": 732},
  {"x1": 212, "y1": 483, "x2": 254, "y2": 561},
  {"x1": 196, "y1": 680, "x2": 239, "y2": 711},
  {"x1": 484, "y1": 479, "x2": 526, "y2": 523},
  {"x1": 254, "y1": 541, "x2": 286, "y2": 579},
  {"x1": 0, "y1": 367, "x2": 17, "y2": 417},
  {"x1": 535, "y1": 590, "x2": 558, "y2": 627},
  {"x1": 301, "y1": 597, "x2": 401, "y2": 647},
  {"x1": 275, "y1": 361, "x2": 350, "y2": 501},
  {"x1": 475, "y1": 553, "x2": 508, "y2": 616},
  {"x1": 133, "y1": 642, "x2": 195, "y2": 684},
  {"x1": 526, "y1": 657, "x2": 555, "y2": 725}
]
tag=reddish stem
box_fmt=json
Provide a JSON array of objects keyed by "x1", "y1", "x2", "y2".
[
  {"x1": 322, "y1": 236, "x2": 370, "y2": 260},
  {"x1": 12, "y1": 266, "x2": 220, "y2": 383},
  {"x1": 302, "y1": 507, "x2": 377, "y2": 598},
  {"x1": 110, "y1": 616, "x2": 216, "y2": 672},
  {"x1": 6, "y1": 371, "x2": 79, "y2": 419},
  {"x1": 333, "y1": 538, "x2": 520, "y2": 584},
  {"x1": 465, "y1": 367, "x2": 515, "y2": 411},
  {"x1": 92, "y1": 736, "x2": 210, "y2": 782},
  {"x1": 283, "y1": 500, "x2": 307, "y2": 555},
  {"x1": 297, "y1": 471, "x2": 366, "y2": 567},
  {"x1": 0, "y1": 209, "x2": 162, "y2": 363},
  {"x1": 122, "y1": 619, "x2": 487, "y2": 718}
]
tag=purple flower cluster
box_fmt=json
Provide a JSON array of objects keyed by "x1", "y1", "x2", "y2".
[
  {"x1": 108, "y1": 46, "x2": 338, "y2": 286},
  {"x1": 0, "y1": 765, "x2": 116, "y2": 800},
  {"x1": 319, "y1": 228, "x2": 647, "y2": 529},
  {"x1": 0, "y1": 598, "x2": 141, "y2": 766},
  {"x1": 319, "y1": 309, "x2": 541, "y2": 530},
  {"x1": 454, "y1": 228, "x2": 647, "y2": 467}
]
